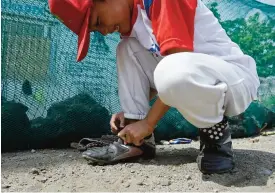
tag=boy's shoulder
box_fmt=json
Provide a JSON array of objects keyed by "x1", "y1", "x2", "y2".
[
  {"x1": 132, "y1": 0, "x2": 198, "y2": 28},
  {"x1": 126, "y1": 0, "x2": 197, "y2": 55}
]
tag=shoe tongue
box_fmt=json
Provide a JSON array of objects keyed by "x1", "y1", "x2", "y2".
[
  {"x1": 113, "y1": 141, "x2": 120, "y2": 146},
  {"x1": 109, "y1": 141, "x2": 130, "y2": 155},
  {"x1": 111, "y1": 141, "x2": 128, "y2": 150},
  {"x1": 116, "y1": 138, "x2": 124, "y2": 144},
  {"x1": 107, "y1": 142, "x2": 119, "y2": 154}
]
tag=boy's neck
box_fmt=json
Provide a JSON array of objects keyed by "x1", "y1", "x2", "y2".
[{"x1": 128, "y1": 0, "x2": 134, "y2": 16}]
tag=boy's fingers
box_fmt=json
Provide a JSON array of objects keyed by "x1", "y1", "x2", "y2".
[
  {"x1": 118, "y1": 128, "x2": 129, "y2": 142},
  {"x1": 126, "y1": 134, "x2": 134, "y2": 144},
  {"x1": 134, "y1": 139, "x2": 144, "y2": 146},
  {"x1": 119, "y1": 117, "x2": 125, "y2": 128},
  {"x1": 110, "y1": 116, "x2": 118, "y2": 132},
  {"x1": 110, "y1": 121, "x2": 117, "y2": 130},
  {"x1": 111, "y1": 127, "x2": 117, "y2": 134},
  {"x1": 117, "y1": 129, "x2": 125, "y2": 139}
]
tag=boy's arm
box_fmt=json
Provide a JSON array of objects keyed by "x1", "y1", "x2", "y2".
[
  {"x1": 145, "y1": 48, "x2": 188, "y2": 130},
  {"x1": 145, "y1": 97, "x2": 169, "y2": 129}
]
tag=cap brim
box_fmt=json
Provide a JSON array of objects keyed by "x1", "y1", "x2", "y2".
[{"x1": 77, "y1": 8, "x2": 91, "y2": 62}]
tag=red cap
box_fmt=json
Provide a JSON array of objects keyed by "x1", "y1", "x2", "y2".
[{"x1": 48, "y1": 0, "x2": 93, "y2": 62}]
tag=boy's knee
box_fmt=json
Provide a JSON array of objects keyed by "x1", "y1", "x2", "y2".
[{"x1": 154, "y1": 53, "x2": 199, "y2": 106}]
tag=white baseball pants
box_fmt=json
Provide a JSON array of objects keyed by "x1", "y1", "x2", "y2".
[{"x1": 116, "y1": 38, "x2": 260, "y2": 128}]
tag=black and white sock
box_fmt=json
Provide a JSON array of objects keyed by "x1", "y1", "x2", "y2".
[{"x1": 201, "y1": 117, "x2": 228, "y2": 141}]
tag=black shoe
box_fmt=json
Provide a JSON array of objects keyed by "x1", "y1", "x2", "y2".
[
  {"x1": 197, "y1": 117, "x2": 235, "y2": 174},
  {"x1": 82, "y1": 134, "x2": 156, "y2": 165}
]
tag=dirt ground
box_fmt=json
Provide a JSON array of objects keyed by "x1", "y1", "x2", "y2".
[{"x1": 1, "y1": 135, "x2": 275, "y2": 192}]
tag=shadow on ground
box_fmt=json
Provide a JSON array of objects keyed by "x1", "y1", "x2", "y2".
[
  {"x1": 145, "y1": 147, "x2": 199, "y2": 165},
  {"x1": 201, "y1": 149, "x2": 275, "y2": 188},
  {"x1": 141, "y1": 147, "x2": 275, "y2": 188}
]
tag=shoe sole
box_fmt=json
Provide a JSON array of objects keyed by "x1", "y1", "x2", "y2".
[
  {"x1": 82, "y1": 154, "x2": 110, "y2": 165},
  {"x1": 199, "y1": 163, "x2": 235, "y2": 175}
]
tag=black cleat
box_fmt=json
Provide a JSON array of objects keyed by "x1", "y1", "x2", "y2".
[
  {"x1": 197, "y1": 117, "x2": 235, "y2": 174},
  {"x1": 82, "y1": 134, "x2": 156, "y2": 165}
]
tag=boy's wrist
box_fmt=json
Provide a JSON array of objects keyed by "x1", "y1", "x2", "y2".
[
  {"x1": 144, "y1": 97, "x2": 170, "y2": 134},
  {"x1": 144, "y1": 116, "x2": 157, "y2": 132}
]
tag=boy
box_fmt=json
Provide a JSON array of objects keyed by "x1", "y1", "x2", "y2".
[{"x1": 49, "y1": 0, "x2": 260, "y2": 174}]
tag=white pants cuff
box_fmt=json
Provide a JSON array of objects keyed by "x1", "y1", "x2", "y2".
[{"x1": 124, "y1": 113, "x2": 147, "y2": 120}]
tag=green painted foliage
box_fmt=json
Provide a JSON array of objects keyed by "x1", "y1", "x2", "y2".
[{"x1": 209, "y1": 2, "x2": 275, "y2": 77}]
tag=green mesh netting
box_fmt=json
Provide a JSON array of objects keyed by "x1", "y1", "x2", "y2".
[{"x1": 1, "y1": 0, "x2": 275, "y2": 152}]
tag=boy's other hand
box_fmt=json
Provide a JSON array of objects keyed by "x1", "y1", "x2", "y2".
[{"x1": 110, "y1": 112, "x2": 125, "y2": 134}]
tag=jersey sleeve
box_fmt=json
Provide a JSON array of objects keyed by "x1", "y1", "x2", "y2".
[{"x1": 150, "y1": 0, "x2": 197, "y2": 55}]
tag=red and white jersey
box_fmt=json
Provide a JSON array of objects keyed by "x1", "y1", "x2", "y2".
[{"x1": 121, "y1": 0, "x2": 259, "y2": 78}]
